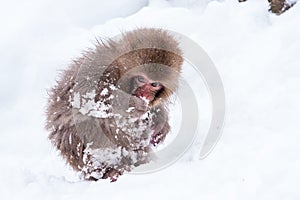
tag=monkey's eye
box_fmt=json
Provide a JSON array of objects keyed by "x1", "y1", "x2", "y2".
[
  {"x1": 151, "y1": 82, "x2": 160, "y2": 87},
  {"x1": 137, "y1": 75, "x2": 146, "y2": 83}
]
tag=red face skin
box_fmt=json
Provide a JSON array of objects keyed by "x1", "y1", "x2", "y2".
[{"x1": 133, "y1": 75, "x2": 162, "y2": 102}]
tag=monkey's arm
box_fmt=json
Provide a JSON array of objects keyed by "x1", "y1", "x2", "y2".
[{"x1": 150, "y1": 105, "x2": 170, "y2": 146}]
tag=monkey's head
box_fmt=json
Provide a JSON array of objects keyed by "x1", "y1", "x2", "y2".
[
  {"x1": 117, "y1": 61, "x2": 182, "y2": 107},
  {"x1": 108, "y1": 28, "x2": 183, "y2": 106}
]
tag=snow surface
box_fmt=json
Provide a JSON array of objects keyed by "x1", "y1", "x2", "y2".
[{"x1": 1, "y1": 0, "x2": 300, "y2": 199}]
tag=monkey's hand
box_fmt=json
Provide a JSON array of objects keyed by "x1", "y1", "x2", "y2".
[
  {"x1": 150, "y1": 121, "x2": 170, "y2": 146},
  {"x1": 128, "y1": 95, "x2": 149, "y2": 115},
  {"x1": 150, "y1": 106, "x2": 170, "y2": 146},
  {"x1": 112, "y1": 89, "x2": 148, "y2": 117},
  {"x1": 102, "y1": 168, "x2": 124, "y2": 182}
]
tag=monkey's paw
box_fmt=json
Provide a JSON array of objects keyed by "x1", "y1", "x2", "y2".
[
  {"x1": 150, "y1": 131, "x2": 165, "y2": 146},
  {"x1": 102, "y1": 168, "x2": 123, "y2": 182}
]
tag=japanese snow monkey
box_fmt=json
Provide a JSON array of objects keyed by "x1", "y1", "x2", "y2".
[{"x1": 46, "y1": 28, "x2": 183, "y2": 182}]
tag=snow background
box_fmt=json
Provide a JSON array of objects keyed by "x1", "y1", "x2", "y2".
[{"x1": 1, "y1": 0, "x2": 300, "y2": 199}]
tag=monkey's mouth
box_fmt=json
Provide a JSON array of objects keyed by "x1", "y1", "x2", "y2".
[
  {"x1": 134, "y1": 92, "x2": 154, "y2": 104},
  {"x1": 140, "y1": 95, "x2": 153, "y2": 103}
]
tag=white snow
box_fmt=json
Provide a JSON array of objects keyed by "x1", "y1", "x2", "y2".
[
  {"x1": 126, "y1": 107, "x2": 135, "y2": 113},
  {"x1": 71, "y1": 92, "x2": 81, "y2": 108},
  {"x1": 1, "y1": 0, "x2": 300, "y2": 199},
  {"x1": 70, "y1": 90, "x2": 112, "y2": 118},
  {"x1": 100, "y1": 88, "x2": 109, "y2": 96}
]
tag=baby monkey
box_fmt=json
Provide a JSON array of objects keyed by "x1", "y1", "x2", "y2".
[{"x1": 46, "y1": 28, "x2": 183, "y2": 181}]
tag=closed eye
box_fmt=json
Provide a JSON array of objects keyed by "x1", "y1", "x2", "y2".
[{"x1": 137, "y1": 75, "x2": 146, "y2": 83}]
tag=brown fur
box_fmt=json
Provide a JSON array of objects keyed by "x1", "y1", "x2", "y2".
[
  {"x1": 45, "y1": 28, "x2": 183, "y2": 181},
  {"x1": 268, "y1": 0, "x2": 296, "y2": 14},
  {"x1": 239, "y1": 0, "x2": 296, "y2": 15}
]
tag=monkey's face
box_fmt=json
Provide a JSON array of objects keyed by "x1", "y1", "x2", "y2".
[
  {"x1": 117, "y1": 64, "x2": 179, "y2": 107},
  {"x1": 131, "y1": 75, "x2": 163, "y2": 103}
]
